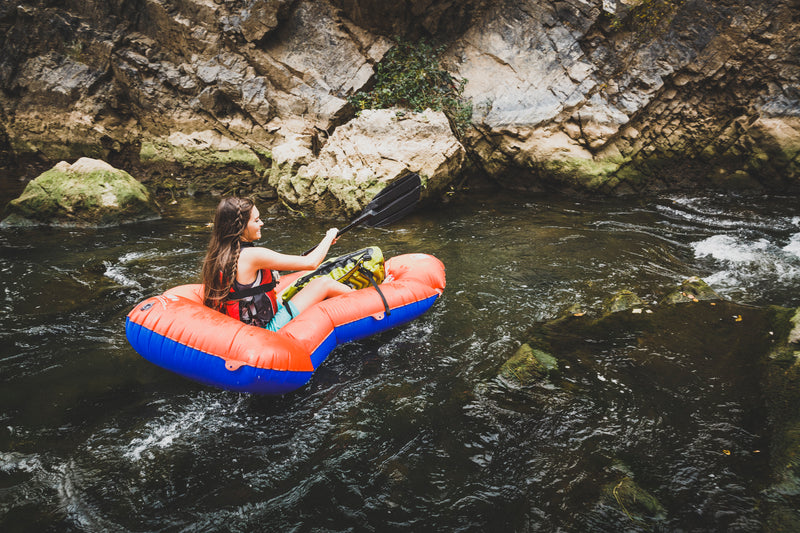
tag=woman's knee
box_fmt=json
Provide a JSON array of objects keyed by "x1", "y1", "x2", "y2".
[{"x1": 307, "y1": 276, "x2": 350, "y2": 297}]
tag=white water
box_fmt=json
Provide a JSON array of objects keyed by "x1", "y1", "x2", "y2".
[{"x1": 691, "y1": 231, "x2": 800, "y2": 300}]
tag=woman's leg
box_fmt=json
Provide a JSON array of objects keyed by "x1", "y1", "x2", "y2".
[{"x1": 289, "y1": 277, "x2": 352, "y2": 314}]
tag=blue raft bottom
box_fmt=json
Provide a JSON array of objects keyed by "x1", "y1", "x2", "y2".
[{"x1": 126, "y1": 294, "x2": 440, "y2": 395}]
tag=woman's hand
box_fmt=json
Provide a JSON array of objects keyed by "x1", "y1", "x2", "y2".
[
  {"x1": 326, "y1": 228, "x2": 339, "y2": 244},
  {"x1": 295, "y1": 228, "x2": 339, "y2": 268}
]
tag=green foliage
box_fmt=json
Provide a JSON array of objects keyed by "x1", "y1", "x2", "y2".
[
  {"x1": 65, "y1": 40, "x2": 84, "y2": 61},
  {"x1": 349, "y1": 39, "x2": 472, "y2": 136},
  {"x1": 609, "y1": 0, "x2": 685, "y2": 40}
]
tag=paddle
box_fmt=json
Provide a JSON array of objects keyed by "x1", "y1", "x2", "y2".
[{"x1": 302, "y1": 172, "x2": 421, "y2": 255}]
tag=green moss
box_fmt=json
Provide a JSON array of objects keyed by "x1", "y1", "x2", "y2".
[
  {"x1": 139, "y1": 141, "x2": 158, "y2": 161},
  {"x1": 540, "y1": 157, "x2": 624, "y2": 190},
  {"x1": 604, "y1": 290, "x2": 645, "y2": 314},
  {"x1": 267, "y1": 160, "x2": 294, "y2": 188},
  {"x1": 608, "y1": 0, "x2": 685, "y2": 41},
  {"x1": 139, "y1": 140, "x2": 267, "y2": 174},
  {"x1": 288, "y1": 173, "x2": 314, "y2": 196}
]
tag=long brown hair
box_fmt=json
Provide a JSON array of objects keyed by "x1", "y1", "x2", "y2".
[{"x1": 201, "y1": 197, "x2": 254, "y2": 309}]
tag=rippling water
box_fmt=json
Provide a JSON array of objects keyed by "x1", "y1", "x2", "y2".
[{"x1": 2, "y1": 180, "x2": 800, "y2": 531}]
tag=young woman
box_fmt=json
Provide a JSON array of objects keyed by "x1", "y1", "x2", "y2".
[{"x1": 201, "y1": 197, "x2": 352, "y2": 331}]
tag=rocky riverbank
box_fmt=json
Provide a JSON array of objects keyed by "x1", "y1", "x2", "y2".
[{"x1": 1, "y1": 0, "x2": 799, "y2": 212}]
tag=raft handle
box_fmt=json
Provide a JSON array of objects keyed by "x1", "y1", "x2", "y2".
[{"x1": 225, "y1": 360, "x2": 245, "y2": 371}]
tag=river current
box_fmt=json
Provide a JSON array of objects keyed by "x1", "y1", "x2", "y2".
[{"x1": 2, "y1": 179, "x2": 800, "y2": 531}]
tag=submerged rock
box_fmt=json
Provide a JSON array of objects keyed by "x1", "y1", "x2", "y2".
[
  {"x1": 1, "y1": 158, "x2": 159, "y2": 227},
  {"x1": 763, "y1": 308, "x2": 800, "y2": 527},
  {"x1": 602, "y1": 476, "x2": 667, "y2": 522},
  {"x1": 661, "y1": 276, "x2": 722, "y2": 304},
  {"x1": 515, "y1": 278, "x2": 800, "y2": 528},
  {"x1": 603, "y1": 289, "x2": 646, "y2": 314},
  {"x1": 499, "y1": 343, "x2": 559, "y2": 386}
]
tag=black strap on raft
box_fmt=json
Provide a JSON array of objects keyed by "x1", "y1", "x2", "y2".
[{"x1": 360, "y1": 267, "x2": 390, "y2": 317}]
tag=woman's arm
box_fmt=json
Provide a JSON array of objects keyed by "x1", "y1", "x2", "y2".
[{"x1": 241, "y1": 228, "x2": 338, "y2": 273}]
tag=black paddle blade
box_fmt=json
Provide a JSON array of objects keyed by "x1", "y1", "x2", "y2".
[
  {"x1": 338, "y1": 172, "x2": 421, "y2": 232},
  {"x1": 301, "y1": 172, "x2": 422, "y2": 255},
  {"x1": 364, "y1": 183, "x2": 421, "y2": 227},
  {"x1": 363, "y1": 172, "x2": 421, "y2": 214}
]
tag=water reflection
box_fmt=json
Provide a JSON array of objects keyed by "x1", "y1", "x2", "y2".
[{"x1": 2, "y1": 189, "x2": 800, "y2": 531}]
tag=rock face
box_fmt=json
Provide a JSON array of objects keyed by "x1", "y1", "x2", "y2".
[
  {"x1": 0, "y1": 0, "x2": 799, "y2": 207},
  {"x1": 270, "y1": 108, "x2": 465, "y2": 214},
  {"x1": 450, "y1": 0, "x2": 800, "y2": 193},
  {"x1": 1, "y1": 157, "x2": 159, "y2": 226}
]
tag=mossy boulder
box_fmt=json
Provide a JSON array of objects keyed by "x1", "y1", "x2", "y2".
[
  {"x1": 786, "y1": 308, "x2": 800, "y2": 345},
  {"x1": 661, "y1": 276, "x2": 722, "y2": 304},
  {"x1": 603, "y1": 289, "x2": 646, "y2": 314},
  {"x1": 1, "y1": 158, "x2": 159, "y2": 227},
  {"x1": 499, "y1": 343, "x2": 559, "y2": 386}
]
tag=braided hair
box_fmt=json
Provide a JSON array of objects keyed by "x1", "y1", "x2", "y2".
[{"x1": 201, "y1": 197, "x2": 255, "y2": 309}]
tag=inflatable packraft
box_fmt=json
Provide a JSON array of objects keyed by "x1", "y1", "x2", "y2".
[{"x1": 125, "y1": 253, "x2": 445, "y2": 395}]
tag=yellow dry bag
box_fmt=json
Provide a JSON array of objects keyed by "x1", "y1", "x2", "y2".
[{"x1": 280, "y1": 246, "x2": 386, "y2": 303}]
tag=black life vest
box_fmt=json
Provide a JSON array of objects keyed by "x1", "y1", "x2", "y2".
[{"x1": 221, "y1": 242, "x2": 279, "y2": 327}]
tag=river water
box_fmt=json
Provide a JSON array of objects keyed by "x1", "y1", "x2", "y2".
[{"x1": 2, "y1": 178, "x2": 800, "y2": 531}]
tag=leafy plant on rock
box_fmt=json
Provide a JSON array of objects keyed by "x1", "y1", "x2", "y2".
[
  {"x1": 349, "y1": 39, "x2": 472, "y2": 136},
  {"x1": 609, "y1": 0, "x2": 686, "y2": 41}
]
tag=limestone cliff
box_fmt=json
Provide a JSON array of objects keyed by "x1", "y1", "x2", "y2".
[{"x1": 1, "y1": 0, "x2": 798, "y2": 208}]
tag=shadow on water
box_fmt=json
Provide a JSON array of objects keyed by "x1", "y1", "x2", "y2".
[{"x1": 2, "y1": 181, "x2": 800, "y2": 531}]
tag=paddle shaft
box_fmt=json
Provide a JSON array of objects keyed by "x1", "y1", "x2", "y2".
[{"x1": 301, "y1": 174, "x2": 421, "y2": 256}]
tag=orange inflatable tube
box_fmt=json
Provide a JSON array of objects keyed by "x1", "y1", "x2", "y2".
[{"x1": 126, "y1": 253, "x2": 445, "y2": 394}]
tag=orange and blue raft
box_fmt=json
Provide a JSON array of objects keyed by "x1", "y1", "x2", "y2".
[{"x1": 125, "y1": 253, "x2": 445, "y2": 394}]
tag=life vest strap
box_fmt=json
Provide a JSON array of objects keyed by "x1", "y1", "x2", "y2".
[{"x1": 228, "y1": 279, "x2": 278, "y2": 300}]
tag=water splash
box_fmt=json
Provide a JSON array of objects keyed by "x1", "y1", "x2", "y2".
[
  {"x1": 102, "y1": 261, "x2": 143, "y2": 290},
  {"x1": 0, "y1": 450, "x2": 42, "y2": 474},
  {"x1": 782, "y1": 231, "x2": 800, "y2": 257},
  {"x1": 123, "y1": 394, "x2": 246, "y2": 462},
  {"x1": 692, "y1": 233, "x2": 800, "y2": 300}
]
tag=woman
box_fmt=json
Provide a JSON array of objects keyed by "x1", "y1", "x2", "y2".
[{"x1": 201, "y1": 197, "x2": 352, "y2": 331}]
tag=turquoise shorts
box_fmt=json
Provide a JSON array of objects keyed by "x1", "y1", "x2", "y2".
[{"x1": 264, "y1": 301, "x2": 299, "y2": 332}]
